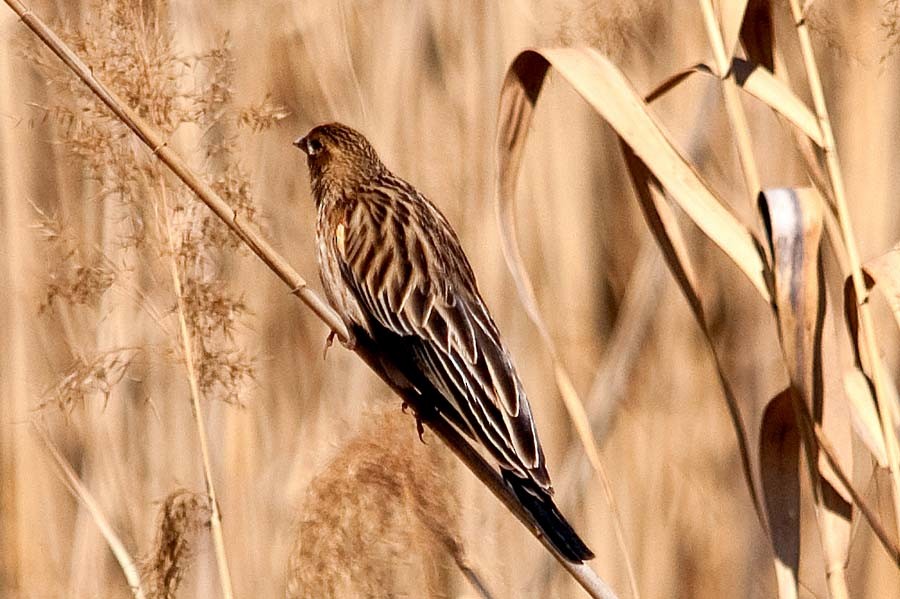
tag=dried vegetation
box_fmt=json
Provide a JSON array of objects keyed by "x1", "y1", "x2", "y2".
[{"x1": 2, "y1": 1, "x2": 900, "y2": 598}]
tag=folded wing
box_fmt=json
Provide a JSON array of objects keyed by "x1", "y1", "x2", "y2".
[{"x1": 335, "y1": 184, "x2": 550, "y2": 489}]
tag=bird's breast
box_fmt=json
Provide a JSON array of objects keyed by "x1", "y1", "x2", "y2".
[{"x1": 315, "y1": 207, "x2": 369, "y2": 333}]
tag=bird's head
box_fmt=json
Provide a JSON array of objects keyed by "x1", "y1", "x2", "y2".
[{"x1": 293, "y1": 122, "x2": 385, "y2": 199}]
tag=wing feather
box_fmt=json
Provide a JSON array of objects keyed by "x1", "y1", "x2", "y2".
[{"x1": 333, "y1": 186, "x2": 547, "y2": 485}]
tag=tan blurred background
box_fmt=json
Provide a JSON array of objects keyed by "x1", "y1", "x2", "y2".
[{"x1": 1, "y1": 1, "x2": 899, "y2": 597}]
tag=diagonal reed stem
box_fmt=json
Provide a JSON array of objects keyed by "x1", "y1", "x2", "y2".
[
  {"x1": 3, "y1": 1, "x2": 619, "y2": 597},
  {"x1": 33, "y1": 423, "x2": 148, "y2": 599}
]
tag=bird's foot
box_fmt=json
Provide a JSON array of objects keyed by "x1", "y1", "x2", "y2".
[
  {"x1": 323, "y1": 329, "x2": 357, "y2": 359},
  {"x1": 401, "y1": 401, "x2": 426, "y2": 443}
]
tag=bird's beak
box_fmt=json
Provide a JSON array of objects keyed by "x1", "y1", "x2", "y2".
[{"x1": 292, "y1": 136, "x2": 308, "y2": 154}]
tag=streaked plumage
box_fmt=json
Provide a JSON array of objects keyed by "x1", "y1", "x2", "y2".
[{"x1": 294, "y1": 122, "x2": 593, "y2": 562}]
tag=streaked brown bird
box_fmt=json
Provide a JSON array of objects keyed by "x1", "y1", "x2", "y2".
[{"x1": 293, "y1": 122, "x2": 594, "y2": 563}]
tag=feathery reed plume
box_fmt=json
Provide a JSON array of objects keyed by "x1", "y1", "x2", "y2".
[
  {"x1": 26, "y1": 0, "x2": 284, "y2": 407},
  {"x1": 38, "y1": 349, "x2": 139, "y2": 413},
  {"x1": 882, "y1": 0, "x2": 900, "y2": 62},
  {"x1": 18, "y1": 1, "x2": 281, "y2": 596},
  {"x1": 140, "y1": 489, "x2": 212, "y2": 599},
  {"x1": 31, "y1": 203, "x2": 117, "y2": 313},
  {"x1": 286, "y1": 412, "x2": 488, "y2": 599}
]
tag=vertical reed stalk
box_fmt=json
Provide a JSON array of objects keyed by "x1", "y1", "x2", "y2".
[
  {"x1": 157, "y1": 181, "x2": 235, "y2": 599},
  {"x1": 787, "y1": 0, "x2": 900, "y2": 552}
]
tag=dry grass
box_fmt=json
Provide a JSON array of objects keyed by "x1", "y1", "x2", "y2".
[{"x1": 2, "y1": 1, "x2": 900, "y2": 598}]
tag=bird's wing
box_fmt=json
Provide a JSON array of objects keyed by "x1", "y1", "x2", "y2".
[{"x1": 334, "y1": 185, "x2": 549, "y2": 487}]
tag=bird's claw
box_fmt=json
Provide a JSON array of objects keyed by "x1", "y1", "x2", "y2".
[
  {"x1": 401, "y1": 401, "x2": 426, "y2": 443},
  {"x1": 415, "y1": 416, "x2": 426, "y2": 444},
  {"x1": 322, "y1": 331, "x2": 336, "y2": 360}
]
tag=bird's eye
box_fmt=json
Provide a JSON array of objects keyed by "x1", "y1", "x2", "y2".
[{"x1": 306, "y1": 137, "x2": 324, "y2": 156}]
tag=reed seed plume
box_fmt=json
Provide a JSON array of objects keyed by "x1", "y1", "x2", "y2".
[
  {"x1": 237, "y1": 93, "x2": 292, "y2": 133},
  {"x1": 552, "y1": 0, "x2": 657, "y2": 60},
  {"x1": 882, "y1": 0, "x2": 900, "y2": 61},
  {"x1": 24, "y1": 0, "x2": 287, "y2": 406},
  {"x1": 286, "y1": 412, "x2": 472, "y2": 599},
  {"x1": 805, "y1": 1, "x2": 863, "y2": 63},
  {"x1": 31, "y1": 203, "x2": 116, "y2": 313},
  {"x1": 140, "y1": 489, "x2": 213, "y2": 599},
  {"x1": 38, "y1": 349, "x2": 139, "y2": 413}
]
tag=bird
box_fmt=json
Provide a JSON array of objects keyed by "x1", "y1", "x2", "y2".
[{"x1": 293, "y1": 122, "x2": 594, "y2": 563}]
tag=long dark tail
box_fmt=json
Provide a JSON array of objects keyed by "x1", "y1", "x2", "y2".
[{"x1": 502, "y1": 470, "x2": 594, "y2": 563}]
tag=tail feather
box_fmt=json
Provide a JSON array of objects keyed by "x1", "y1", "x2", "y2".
[{"x1": 502, "y1": 470, "x2": 594, "y2": 563}]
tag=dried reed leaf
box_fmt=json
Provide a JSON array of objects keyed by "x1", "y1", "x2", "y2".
[
  {"x1": 758, "y1": 188, "x2": 853, "y2": 587},
  {"x1": 645, "y1": 60, "x2": 823, "y2": 148},
  {"x1": 621, "y1": 145, "x2": 764, "y2": 523},
  {"x1": 843, "y1": 368, "x2": 889, "y2": 467},
  {"x1": 730, "y1": 59, "x2": 823, "y2": 146},
  {"x1": 759, "y1": 390, "x2": 800, "y2": 599},
  {"x1": 497, "y1": 49, "x2": 770, "y2": 313},
  {"x1": 740, "y1": 0, "x2": 776, "y2": 72},
  {"x1": 718, "y1": 0, "x2": 751, "y2": 63},
  {"x1": 495, "y1": 46, "x2": 770, "y2": 474},
  {"x1": 817, "y1": 483, "x2": 853, "y2": 596},
  {"x1": 817, "y1": 331, "x2": 853, "y2": 589}
]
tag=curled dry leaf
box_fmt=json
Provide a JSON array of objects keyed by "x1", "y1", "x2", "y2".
[
  {"x1": 843, "y1": 245, "x2": 900, "y2": 462},
  {"x1": 758, "y1": 188, "x2": 823, "y2": 400},
  {"x1": 758, "y1": 187, "x2": 853, "y2": 590},
  {"x1": 497, "y1": 48, "x2": 769, "y2": 303}
]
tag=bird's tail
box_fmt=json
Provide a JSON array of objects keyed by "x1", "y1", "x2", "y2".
[{"x1": 502, "y1": 470, "x2": 595, "y2": 563}]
